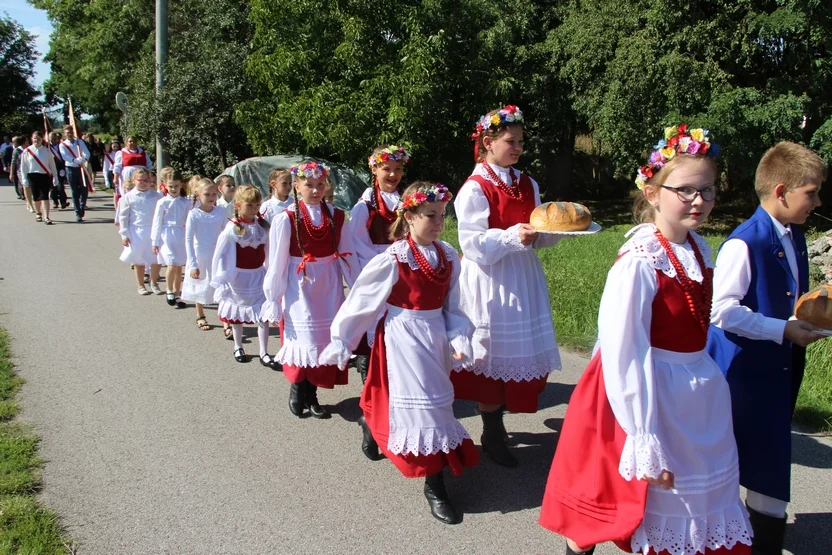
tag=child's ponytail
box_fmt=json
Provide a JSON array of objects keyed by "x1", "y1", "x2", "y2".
[
  {"x1": 389, "y1": 209, "x2": 408, "y2": 242},
  {"x1": 291, "y1": 179, "x2": 309, "y2": 280}
]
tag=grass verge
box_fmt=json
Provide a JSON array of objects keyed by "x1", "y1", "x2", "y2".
[
  {"x1": 442, "y1": 216, "x2": 832, "y2": 432},
  {"x1": 0, "y1": 329, "x2": 73, "y2": 553}
]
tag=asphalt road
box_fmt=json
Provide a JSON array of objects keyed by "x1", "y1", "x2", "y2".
[{"x1": 0, "y1": 181, "x2": 830, "y2": 554}]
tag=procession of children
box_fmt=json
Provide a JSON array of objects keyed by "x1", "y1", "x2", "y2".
[{"x1": 16, "y1": 105, "x2": 827, "y2": 555}]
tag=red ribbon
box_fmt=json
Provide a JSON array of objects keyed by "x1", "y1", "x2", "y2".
[
  {"x1": 296, "y1": 253, "x2": 317, "y2": 274},
  {"x1": 471, "y1": 131, "x2": 480, "y2": 161}
]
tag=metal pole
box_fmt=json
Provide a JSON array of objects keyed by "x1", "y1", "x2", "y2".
[{"x1": 155, "y1": 0, "x2": 168, "y2": 185}]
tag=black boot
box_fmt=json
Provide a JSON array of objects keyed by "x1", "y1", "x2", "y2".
[
  {"x1": 747, "y1": 504, "x2": 787, "y2": 555},
  {"x1": 357, "y1": 415, "x2": 384, "y2": 461},
  {"x1": 480, "y1": 408, "x2": 518, "y2": 467},
  {"x1": 304, "y1": 381, "x2": 331, "y2": 419},
  {"x1": 354, "y1": 355, "x2": 370, "y2": 385},
  {"x1": 566, "y1": 544, "x2": 595, "y2": 555},
  {"x1": 288, "y1": 382, "x2": 305, "y2": 417},
  {"x1": 424, "y1": 472, "x2": 460, "y2": 525}
]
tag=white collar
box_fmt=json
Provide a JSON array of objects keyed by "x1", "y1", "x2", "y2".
[{"x1": 766, "y1": 210, "x2": 792, "y2": 239}]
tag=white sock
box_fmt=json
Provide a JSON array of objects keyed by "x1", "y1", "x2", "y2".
[
  {"x1": 232, "y1": 324, "x2": 243, "y2": 351},
  {"x1": 258, "y1": 322, "x2": 269, "y2": 358}
]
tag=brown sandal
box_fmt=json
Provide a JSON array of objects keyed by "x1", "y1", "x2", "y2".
[
  {"x1": 223, "y1": 326, "x2": 234, "y2": 340},
  {"x1": 196, "y1": 317, "x2": 211, "y2": 331}
]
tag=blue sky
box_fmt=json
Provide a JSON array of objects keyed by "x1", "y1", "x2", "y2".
[{"x1": 2, "y1": 2, "x2": 53, "y2": 91}]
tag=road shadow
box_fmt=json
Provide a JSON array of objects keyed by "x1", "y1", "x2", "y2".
[
  {"x1": 791, "y1": 432, "x2": 832, "y2": 470},
  {"x1": 331, "y1": 395, "x2": 361, "y2": 422},
  {"x1": 452, "y1": 425, "x2": 561, "y2": 515},
  {"x1": 785, "y1": 512, "x2": 832, "y2": 555},
  {"x1": 452, "y1": 381, "x2": 577, "y2": 421}
]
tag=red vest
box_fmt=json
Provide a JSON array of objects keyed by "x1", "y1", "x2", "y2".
[
  {"x1": 650, "y1": 270, "x2": 708, "y2": 352},
  {"x1": 387, "y1": 243, "x2": 450, "y2": 310},
  {"x1": 236, "y1": 243, "x2": 266, "y2": 269},
  {"x1": 121, "y1": 149, "x2": 147, "y2": 168},
  {"x1": 464, "y1": 173, "x2": 536, "y2": 230},
  {"x1": 287, "y1": 208, "x2": 346, "y2": 258},
  {"x1": 365, "y1": 201, "x2": 396, "y2": 246}
]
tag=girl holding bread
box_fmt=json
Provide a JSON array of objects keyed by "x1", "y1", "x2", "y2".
[
  {"x1": 539, "y1": 125, "x2": 752, "y2": 555},
  {"x1": 451, "y1": 105, "x2": 563, "y2": 467}
]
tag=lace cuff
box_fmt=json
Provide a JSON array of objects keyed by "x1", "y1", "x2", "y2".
[
  {"x1": 500, "y1": 224, "x2": 532, "y2": 253},
  {"x1": 619, "y1": 433, "x2": 673, "y2": 481},
  {"x1": 449, "y1": 335, "x2": 473, "y2": 369},
  {"x1": 317, "y1": 339, "x2": 352, "y2": 370},
  {"x1": 259, "y1": 300, "x2": 282, "y2": 324}
]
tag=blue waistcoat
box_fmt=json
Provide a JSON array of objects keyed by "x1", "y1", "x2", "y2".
[{"x1": 706, "y1": 206, "x2": 809, "y2": 502}]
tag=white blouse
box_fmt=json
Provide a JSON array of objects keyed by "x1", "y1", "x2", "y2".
[
  {"x1": 151, "y1": 195, "x2": 191, "y2": 247},
  {"x1": 118, "y1": 188, "x2": 162, "y2": 238},
  {"x1": 21, "y1": 145, "x2": 59, "y2": 187},
  {"x1": 348, "y1": 187, "x2": 402, "y2": 266},
  {"x1": 259, "y1": 196, "x2": 294, "y2": 224}
]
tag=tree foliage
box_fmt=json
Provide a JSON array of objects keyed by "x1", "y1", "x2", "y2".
[{"x1": 0, "y1": 15, "x2": 41, "y2": 133}]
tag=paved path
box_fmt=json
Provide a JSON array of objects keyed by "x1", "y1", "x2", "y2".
[{"x1": 0, "y1": 181, "x2": 830, "y2": 554}]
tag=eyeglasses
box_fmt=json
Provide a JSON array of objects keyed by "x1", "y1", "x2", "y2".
[{"x1": 661, "y1": 185, "x2": 717, "y2": 202}]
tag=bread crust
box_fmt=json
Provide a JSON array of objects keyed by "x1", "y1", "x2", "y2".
[
  {"x1": 795, "y1": 285, "x2": 832, "y2": 329},
  {"x1": 529, "y1": 201, "x2": 592, "y2": 232}
]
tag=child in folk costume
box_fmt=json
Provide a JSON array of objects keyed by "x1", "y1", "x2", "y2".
[
  {"x1": 211, "y1": 185, "x2": 279, "y2": 368},
  {"x1": 707, "y1": 143, "x2": 827, "y2": 553},
  {"x1": 452, "y1": 105, "x2": 562, "y2": 467},
  {"x1": 345, "y1": 145, "x2": 409, "y2": 383},
  {"x1": 540, "y1": 125, "x2": 752, "y2": 555},
  {"x1": 262, "y1": 161, "x2": 356, "y2": 419},
  {"x1": 152, "y1": 167, "x2": 191, "y2": 308},
  {"x1": 259, "y1": 169, "x2": 293, "y2": 224},
  {"x1": 182, "y1": 178, "x2": 227, "y2": 331},
  {"x1": 113, "y1": 136, "x2": 153, "y2": 201},
  {"x1": 216, "y1": 175, "x2": 237, "y2": 219},
  {"x1": 21, "y1": 131, "x2": 59, "y2": 225},
  {"x1": 319, "y1": 182, "x2": 478, "y2": 525},
  {"x1": 118, "y1": 168, "x2": 164, "y2": 295}
]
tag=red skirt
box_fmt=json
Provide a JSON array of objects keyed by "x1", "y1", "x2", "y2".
[
  {"x1": 280, "y1": 323, "x2": 347, "y2": 389},
  {"x1": 451, "y1": 368, "x2": 546, "y2": 413},
  {"x1": 353, "y1": 334, "x2": 371, "y2": 357},
  {"x1": 360, "y1": 315, "x2": 480, "y2": 478},
  {"x1": 539, "y1": 352, "x2": 647, "y2": 549}
]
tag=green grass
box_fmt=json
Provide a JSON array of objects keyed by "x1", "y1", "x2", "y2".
[
  {"x1": 442, "y1": 215, "x2": 832, "y2": 432},
  {"x1": 0, "y1": 330, "x2": 73, "y2": 554}
]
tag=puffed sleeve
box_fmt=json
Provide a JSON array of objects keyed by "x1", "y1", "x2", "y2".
[
  {"x1": 261, "y1": 212, "x2": 292, "y2": 322},
  {"x1": 113, "y1": 150, "x2": 123, "y2": 179},
  {"x1": 210, "y1": 223, "x2": 237, "y2": 291},
  {"x1": 598, "y1": 254, "x2": 672, "y2": 481},
  {"x1": 185, "y1": 211, "x2": 198, "y2": 271},
  {"x1": 455, "y1": 180, "x2": 531, "y2": 265},
  {"x1": 530, "y1": 177, "x2": 563, "y2": 250},
  {"x1": 151, "y1": 198, "x2": 166, "y2": 247},
  {"x1": 442, "y1": 245, "x2": 474, "y2": 364},
  {"x1": 117, "y1": 194, "x2": 131, "y2": 239},
  {"x1": 318, "y1": 253, "x2": 398, "y2": 370},
  {"x1": 348, "y1": 201, "x2": 377, "y2": 270}
]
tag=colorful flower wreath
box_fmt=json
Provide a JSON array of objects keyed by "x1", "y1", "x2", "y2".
[
  {"x1": 473, "y1": 105, "x2": 524, "y2": 137},
  {"x1": 635, "y1": 123, "x2": 720, "y2": 190},
  {"x1": 368, "y1": 145, "x2": 411, "y2": 168},
  {"x1": 290, "y1": 161, "x2": 329, "y2": 180},
  {"x1": 400, "y1": 184, "x2": 453, "y2": 210}
]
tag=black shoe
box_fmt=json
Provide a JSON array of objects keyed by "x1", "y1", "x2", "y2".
[
  {"x1": 304, "y1": 381, "x2": 331, "y2": 419},
  {"x1": 289, "y1": 382, "x2": 305, "y2": 417},
  {"x1": 175, "y1": 299, "x2": 187, "y2": 309},
  {"x1": 259, "y1": 354, "x2": 281, "y2": 371},
  {"x1": 747, "y1": 504, "x2": 787, "y2": 555},
  {"x1": 424, "y1": 473, "x2": 460, "y2": 525},
  {"x1": 233, "y1": 348, "x2": 247, "y2": 363},
  {"x1": 76, "y1": 216, "x2": 83, "y2": 222},
  {"x1": 166, "y1": 293, "x2": 176, "y2": 306},
  {"x1": 53, "y1": 203, "x2": 59, "y2": 209},
  {"x1": 357, "y1": 415, "x2": 384, "y2": 460},
  {"x1": 354, "y1": 355, "x2": 370, "y2": 385},
  {"x1": 566, "y1": 545, "x2": 595, "y2": 555},
  {"x1": 480, "y1": 409, "x2": 518, "y2": 467}
]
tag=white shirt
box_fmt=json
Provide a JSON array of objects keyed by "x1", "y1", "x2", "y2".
[
  {"x1": 216, "y1": 196, "x2": 235, "y2": 219},
  {"x1": 259, "y1": 196, "x2": 294, "y2": 224},
  {"x1": 710, "y1": 211, "x2": 796, "y2": 344},
  {"x1": 118, "y1": 188, "x2": 163, "y2": 238},
  {"x1": 21, "y1": 145, "x2": 59, "y2": 187},
  {"x1": 59, "y1": 139, "x2": 90, "y2": 168}
]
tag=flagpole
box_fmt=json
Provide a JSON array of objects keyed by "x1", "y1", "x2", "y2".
[{"x1": 67, "y1": 97, "x2": 94, "y2": 193}]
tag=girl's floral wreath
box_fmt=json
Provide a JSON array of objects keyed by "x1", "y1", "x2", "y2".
[
  {"x1": 635, "y1": 123, "x2": 720, "y2": 190},
  {"x1": 470, "y1": 105, "x2": 524, "y2": 160},
  {"x1": 368, "y1": 145, "x2": 411, "y2": 168},
  {"x1": 400, "y1": 184, "x2": 453, "y2": 211},
  {"x1": 290, "y1": 161, "x2": 329, "y2": 180}
]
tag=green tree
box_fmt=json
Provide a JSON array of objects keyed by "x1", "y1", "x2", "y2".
[{"x1": 0, "y1": 15, "x2": 41, "y2": 133}]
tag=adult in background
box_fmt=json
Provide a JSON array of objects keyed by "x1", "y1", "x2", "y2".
[
  {"x1": 1, "y1": 136, "x2": 13, "y2": 173},
  {"x1": 9, "y1": 136, "x2": 26, "y2": 203},
  {"x1": 59, "y1": 125, "x2": 91, "y2": 223},
  {"x1": 103, "y1": 139, "x2": 120, "y2": 194},
  {"x1": 113, "y1": 136, "x2": 153, "y2": 198},
  {"x1": 22, "y1": 131, "x2": 59, "y2": 224},
  {"x1": 86, "y1": 133, "x2": 103, "y2": 185},
  {"x1": 48, "y1": 131, "x2": 69, "y2": 209}
]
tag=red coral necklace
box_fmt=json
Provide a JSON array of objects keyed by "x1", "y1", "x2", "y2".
[
  {"x1": 299, "y1": 201, "x2": 331, "y2": 242},
  {"x1": 482, "y1": 161, "x2": 522, "y2": 200},
  {"x1": 654, "y1": 230, "x2": 713, "y2": 331},
  {"x1": 407, "y1": 235, "x2": 451, "y2": 286}
]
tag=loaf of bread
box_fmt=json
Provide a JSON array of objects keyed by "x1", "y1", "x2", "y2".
[
  {"x1": 529, "y1": 202, "x2": 593, "y2": 232},
  {"x1": 795, "y1": 285, "x2": 832, "y2": 329}
]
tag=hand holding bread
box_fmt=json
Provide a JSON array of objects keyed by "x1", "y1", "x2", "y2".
[{"x1": 530, "y1": 202, "x2": 593, "y2": 232}]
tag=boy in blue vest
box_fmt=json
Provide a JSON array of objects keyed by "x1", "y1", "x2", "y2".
[{"x1": 708, "y1": 141, "x2": 827, "y2": 554}]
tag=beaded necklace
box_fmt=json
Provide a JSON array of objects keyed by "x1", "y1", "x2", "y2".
[
  {"x1": 298, "y1": 201, "x2": 331, "y2": 242},
  {"x1": 482, "y1": 161, "x2": 522, "y2": 200},
  {"x1": 372, "y1": 182, "x2": 398, "y2": 223},
  {"x1": 654, "y1": 230, "x2": 713, "y2": 331},
  {"x1": 407, "y1": 235, "x2": 451, "y2": 286}
]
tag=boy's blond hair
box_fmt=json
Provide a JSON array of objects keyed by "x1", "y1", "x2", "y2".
[
  {"x1": 216, "y1": 175, "x2": 235, "y2": 189},
  {"x1": 755, "y1": 142, "x2": 827, "y2": 199}
]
